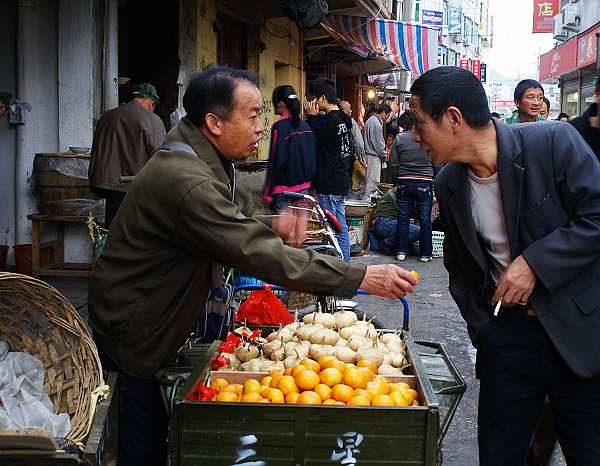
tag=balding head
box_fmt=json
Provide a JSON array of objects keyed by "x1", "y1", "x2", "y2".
[{"x1": 339, "y1": 100, "x2": 352, "y2": 116}]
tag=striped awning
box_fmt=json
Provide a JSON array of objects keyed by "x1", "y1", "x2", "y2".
[{"x1": 321, "y1": 15, "x2": 438, "y2": 77}]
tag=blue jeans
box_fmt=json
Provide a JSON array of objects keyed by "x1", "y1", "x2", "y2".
[
  {"x1": 396, "y1": 179, "x2": 433, "y2": 257},
  {"x1": 318, "y1": 194, "x2": 350, "y2": 262},
  {"x1": 372, "y1": 217, "x2": 420, "y2": 253},
  {"x1": 270, "y1": 189, "x2": 309, "y2": 214}
]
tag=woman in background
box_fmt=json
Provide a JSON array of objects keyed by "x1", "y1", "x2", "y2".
[{"x1": 263, "y1": 85, "x2": 316, "y2": 213}]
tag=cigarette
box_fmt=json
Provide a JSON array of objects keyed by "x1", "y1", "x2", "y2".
[{"x1": 493, "y1": 299, "x2": 502, "y2": 317}]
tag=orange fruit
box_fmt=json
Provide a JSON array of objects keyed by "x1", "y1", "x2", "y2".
[
  {"x1": 357, "y1": 359, "x2": 378, "y2": 374},
  {"x1": 320, "y1": 358, "x2": 347, "y2": 373},
  {"x1": 317, "y1": 355, "x2": 338, "y2": 370},
  {"x1": 389, "y1": 381, "x2": 410, "y2": 392},
  {"x1": 260, "y1": 375, "x2": 273, "y2": 387},
  {"x1": 322, "y1": 398, "x2": 337, "y2": 405},
  {"x1": 401, "y1": 389, "x2": 418, "y2": 404},
  {"x1": 295, "y1": 370, "x2": 320, "y2": 391},
  {"x1": 345, "y1": 363, "x2": 357, "y2": 370},
  {"x1": 319, "y1": 367, "x2": 343, "y2": 387},
  {"x1": 358, "y1": 366, "x2": 375, "y2": 382},
  {"x1": 270, "y1": 374, "x2": 283, "y2": 388},
  {"x1": 347, "y1": 395, "x2": 371, "y2": 406},
  {"x1": 221, "y1": 384, "x2": 243, "y2": 395},
  {"x1": 412, "y1": 400, "x2": 420, "y2": 406},
  {"x1": 366, "y1": 381, "x2": 388, "y2": 398},
  {"x1": 267, "y1": 388, "x2": 285, "y2": 404},
  {"x1": 242, "y1": 392, "x2": 264, "y2": 403},
  {"x1": 210, "y1": 377, "x2": 229, "y2": 391},
  {"x1": 243, "y1": 379, "x2": 261, "y2": 394},
  {"x1": 410, "y1": 270, "x2": 420, "y2": 281},
  {"x1": 331, "y1": 384, "x2": 354, "y2": 403},
  {"x1": 216, "y1": 391, "x2": 239, "y2": 402},
  {"x1": 277, "y1": 375, "x2": 299, "y2": 395},
  {"x1": 290, "y1": 364, "x2": 307, "y2": 377},
  {"x1": 284, "y1": 367, "x2": 293, "y2": 375},
  {"x1": 391, "y1": 391, "x2": 410, "y2": 406},
  {"x1": 343, "y1": 367, "x2": 367, "y2": 389},
  {"x1": 372, "y1": 394, "x2": 395, "y2": 406},
  {"x1": 285, "y1": 392, "x2": 300, "y2": 404},
  {"x1": 269, "y1": 368, "x2": 285, "y2": 377},
  {"x1": 353, "y1": 388, "x2": 373, "y2": 401},
  {"x1": 335, "y1": 401, "x2": 345, "y2": 405},
  {"x1": 314, "y1": 383, "x2": 333, "y2": 401},
  {"x1": 297, "y1": 391, "x2": 322, "y2": 405},
  {"x1": 300, "y1": 358, "x2": 321, "y2": 373},
  {"x1": 260, "y1": 386, "x2": 272, "y2": 397}
]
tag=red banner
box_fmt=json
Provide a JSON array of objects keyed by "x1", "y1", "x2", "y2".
[
  {"x1": 459, "y1": 58, "x2": 469, "y2": 71},
  {"x1": 539, "y1": 38, "x2": 578, "y2": 82},
  {"x1": 532, "y1": 0, "x2": 559, "y2": 33},
  {"x1": 577, "y1": 24, "x2": 600, "y2": 69},
  {"x1": 472, "y1": 60, "x2": 481, "y2": 80}
]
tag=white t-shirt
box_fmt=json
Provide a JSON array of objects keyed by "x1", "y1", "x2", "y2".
[{"x1": 468, "y1": 169, "x2": 511, "y2": 282}]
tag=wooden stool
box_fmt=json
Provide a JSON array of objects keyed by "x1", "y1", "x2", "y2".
[{"x1": 27, "y1": 214, "x2": 105, "y2": 278}]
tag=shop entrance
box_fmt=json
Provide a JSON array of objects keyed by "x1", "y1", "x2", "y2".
[{"x1": 118, "y1": 0, "x2": 179, "y2": 129}]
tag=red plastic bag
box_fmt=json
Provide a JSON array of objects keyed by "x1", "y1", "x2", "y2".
[{"x1": 235, "y1": 286, "x2": 294, "y2": 326}]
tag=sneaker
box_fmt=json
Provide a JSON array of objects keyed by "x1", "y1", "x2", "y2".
[
  {"x1": 420, "y1": 256, "x2": 432, "y2": 263},
  {"x1": 396, "y1": 253, "x2": 406, "y2": 261}
]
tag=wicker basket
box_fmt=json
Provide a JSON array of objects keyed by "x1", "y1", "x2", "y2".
[{"x1": 0, "y1": 272, "x2": 103, "y2": 443}]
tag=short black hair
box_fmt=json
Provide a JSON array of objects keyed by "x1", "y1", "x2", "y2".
[
  {"x1": 397, "y1": 111, "x2": 414, "y2": 131},
  {"x1": 557, "y1": 112, "x2": 569, "y2": 120},
  {"x1": 410, "y1": 66, "x2": 491, "y2": 128},
  {"x1": 513, "y1": 79, "x2": 544, "y2": 102},
  {"x1": 543, "y1": 97, "x2": 550, "y2": 111},
  {"x1": 490, "y1": 112, "x2": 500, "y2": 118},
  {"x1": 183, "y1": 65, "x2": 260, "y2": 127},
  {"x1": 376, "y1": 104, "x2": 392, "y2": 114},
  {"x1": 307, "y1": 78, "x2": 337, "y2": 104}
]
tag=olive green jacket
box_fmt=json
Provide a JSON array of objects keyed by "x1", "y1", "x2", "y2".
[{"x1": 89, "y1": 117, "x2": 366, "y2": 378}]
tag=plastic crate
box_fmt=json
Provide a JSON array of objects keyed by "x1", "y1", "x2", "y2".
[{"x1": 432, "y1": 231, "x2": 444, "y2": 258}]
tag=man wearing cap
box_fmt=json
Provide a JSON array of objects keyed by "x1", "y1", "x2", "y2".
[{"x1": 89, "y1": 83, "x2": 166, "y2": 227}]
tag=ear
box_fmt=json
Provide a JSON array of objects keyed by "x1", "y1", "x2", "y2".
[
  {"x1": 446, "y1": 106, "x2": 463, "y2": 131},
  {"x1": 204, "y1": 113, "x2": 223, "y2": 136}
]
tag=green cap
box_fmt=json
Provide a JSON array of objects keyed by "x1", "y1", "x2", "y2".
[{"x1": 132, "y1": 83, "x2": 159, "y2": 104}]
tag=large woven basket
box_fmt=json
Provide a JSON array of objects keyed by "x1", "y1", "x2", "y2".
[{"x1": 0, "y1": 272, "x2": 103, "y2": 443}]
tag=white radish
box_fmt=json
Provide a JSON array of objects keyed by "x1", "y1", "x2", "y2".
[
  {"x1": 334, "y1": 310, "x2": 358, "y2": 329},
  {"x1": 296, "y1": 323, "x2": 323, "y2": 341},
  {"x1": 348, "y1": 334, "x2": 372, "y2": 351},
  {"x1": 356, "y1": 346, "x2": 385, "y2": 367},
  {"x1": 335, "y1": 346, "x2": 357, "y2": 363},
  {"x1": 235, "y1": 344, "x2": 259, "y2": 362},
  {"x1": 377, "y1": 364, "x2": 404, "y2": 376},
  {"x1": 241, "y1": 359, "x2": 263, "y2": 372},
  {"x1": 309, "y1": 344, "x2": 336, "y2": 360}
]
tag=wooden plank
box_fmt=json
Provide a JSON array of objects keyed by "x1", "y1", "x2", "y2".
[
  {"x1": 38, "y1": 268, "x2": 92, "y2": 278},
  {"x1": 0, "y1": 429, "x2": 58, "y2": 451}
]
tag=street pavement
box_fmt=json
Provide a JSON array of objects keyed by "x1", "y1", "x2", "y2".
[
  {"x1": 47, "y1": 252, "x2": 566, "y2": 466},
  {"x1": 353, "y1": 252, "x2": 566, "y2": 466}
]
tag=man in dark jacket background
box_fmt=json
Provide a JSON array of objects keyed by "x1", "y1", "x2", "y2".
[
  {"x1": 410, "y1": 66, "x2": 600, "y2": 466},
  {"x1": 89, "y1": 83, "x2": 166, "y2": 227},
  {"x1": 304, "y1": 78, "x2": 353, "y2": 261},
  {"x1": 570, "y1": 76, "x2": 600, "y2": 160}
]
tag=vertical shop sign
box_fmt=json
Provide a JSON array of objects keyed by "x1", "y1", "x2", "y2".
[
  {"x1": 472, "y1": 60, "x2": 481, "y2": 80},
  {"x1": 479, "y1": 63, "x2": 487, "y2": 83},
  {"x1": 532, "y1": 0, "x2": 559, "y2": 33},
  {"x1": 459, "y1": 57, "x2": 470, "y2": 71},
  {"x1": 448, "y1": 7, "x2": 462, "y2": 34}
]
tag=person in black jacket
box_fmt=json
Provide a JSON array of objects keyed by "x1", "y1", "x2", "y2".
[
  {"x1": 570, "y1": 76, "x2": 600, "y2": 160},
  {"x1": 304, "y1": 78, "x2": 353, "y2": 261},
  {"x1": 263, "y1": 85, "x2": 316, "y2": 213},
  {"x1": 411, "y1": 66, "x2": 600, "y2": 466}
]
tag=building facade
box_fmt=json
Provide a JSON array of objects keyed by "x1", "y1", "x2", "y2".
[{"x1": 539, "y1": 0, "x2": 600, "y2": 117}]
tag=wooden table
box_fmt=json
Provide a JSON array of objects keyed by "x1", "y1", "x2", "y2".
[{"x1": 27, "y1": 213, "x2": 105, "y2": 278}]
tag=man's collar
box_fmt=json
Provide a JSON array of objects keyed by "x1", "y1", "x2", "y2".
[{"x1": 175, "y1": 117, "x2": 232, "y2": 186}]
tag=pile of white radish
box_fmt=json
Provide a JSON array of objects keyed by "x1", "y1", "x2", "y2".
[{"x1": 217, "y1": 309, "x2": 408, "y2": 376}]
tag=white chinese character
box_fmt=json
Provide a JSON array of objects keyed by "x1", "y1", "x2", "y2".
[
  {"x1": 537, "y1": 1, "x2": 554, "y2": 17},
  {"x1": 331, "y1": 432, "x2": 364, "y2": 465},
  {"x1": 233, "y1": 435, "x2": 266, "y2": 466}
]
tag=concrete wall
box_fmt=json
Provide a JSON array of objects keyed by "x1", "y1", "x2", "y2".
[
  {"x1": 0, "y1": 1, "x2": 17, "y2": 256},
  {"x1": 197, "y1": 0, "x2": 217, "y2": 68}
]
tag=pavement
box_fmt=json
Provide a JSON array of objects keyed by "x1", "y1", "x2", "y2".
[{"x1": 45, "y1": 251, "x2": 566, "y2": 466}]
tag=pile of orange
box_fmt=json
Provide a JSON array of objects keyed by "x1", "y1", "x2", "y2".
[{"x1": 208, "y1": 356, "x2": 420, "y2": 407}]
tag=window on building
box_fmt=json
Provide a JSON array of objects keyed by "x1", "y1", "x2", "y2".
[{"x1": 562, "y1": 91, "x2": 579, "y2": 120}]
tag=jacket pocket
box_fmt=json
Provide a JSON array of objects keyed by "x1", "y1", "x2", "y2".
[
  {"x1": 521, "y1": 192, "x2": 569, "y2": 239},
  {"x1": 573, "y1": 282, "x2": 600, "y2": 315}
]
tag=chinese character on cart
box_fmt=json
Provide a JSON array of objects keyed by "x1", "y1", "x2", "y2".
[{"x1": 331, "y1": 432, "x2": 364, "y2": 465}]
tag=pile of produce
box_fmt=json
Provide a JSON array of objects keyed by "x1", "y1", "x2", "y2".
[
  {"x1": 190, "y1": 355, "x2": 420, "y2": 407},
  {"x1": 213, "y1": 309, "x2": 409, "y2": 376}
]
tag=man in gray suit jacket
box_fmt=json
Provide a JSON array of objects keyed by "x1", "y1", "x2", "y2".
[{"x1": 409, "y1": 66, "x2": 600, "y2": 466}]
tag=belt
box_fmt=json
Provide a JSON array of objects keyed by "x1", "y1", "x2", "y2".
[{"x1": 505, "y1": 304, "x2": 537, "y2": 317}]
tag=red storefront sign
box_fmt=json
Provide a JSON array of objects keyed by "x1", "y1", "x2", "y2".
[
  {"x1": 577, "y1": 23, "x2": 600, "y2": 69},
  {"x1": 459, "y1": 58, "x2": 469, "y2": 71},
  {"x1": 539, "y1": 38, "x2": 578, "y2": 81},
  {"x1": 532, "y1": 0, "x2": 559, "y2": 33},
  {"x1": 472, "y1": 60, "x2": 481, "y2": 79}
]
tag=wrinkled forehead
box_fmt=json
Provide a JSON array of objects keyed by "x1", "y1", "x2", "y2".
[{"x1": 233, "y1": 81, "x2": 262, "y2": 112}]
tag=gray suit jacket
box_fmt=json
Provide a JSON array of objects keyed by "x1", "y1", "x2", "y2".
[{"x1": 436, "y1": 119, "x2": 600, "y2": 378}]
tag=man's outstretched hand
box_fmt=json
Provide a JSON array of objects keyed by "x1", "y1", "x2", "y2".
[{"x1": 359, "y1": 264, "x2": 417, "y2": 299}]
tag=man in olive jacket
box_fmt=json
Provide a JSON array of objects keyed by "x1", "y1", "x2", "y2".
[{"x1": 89, "y1": 66, "x2": 416, "y2": 466}]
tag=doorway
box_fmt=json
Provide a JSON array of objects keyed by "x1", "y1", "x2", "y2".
[
  {"x1": 217, "y1": 15, "x2": 247, "y2": 69},
  {"x1": 118, "y1": 0, "x2": 179, "y2": 129}
]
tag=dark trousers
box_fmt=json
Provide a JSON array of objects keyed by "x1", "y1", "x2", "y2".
[
  {"x1": 92, "y1": 187, "x2": 126, "y2": 228},
  {"x1": 395, "y1": 179, "x2": 433, "y2": 257},
  {"x1": 99, "y1": 349, "x2": 168, "y2": 466},
  {"x1": 476, "y1": 311, "x2": 600, "y2": 466}
]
